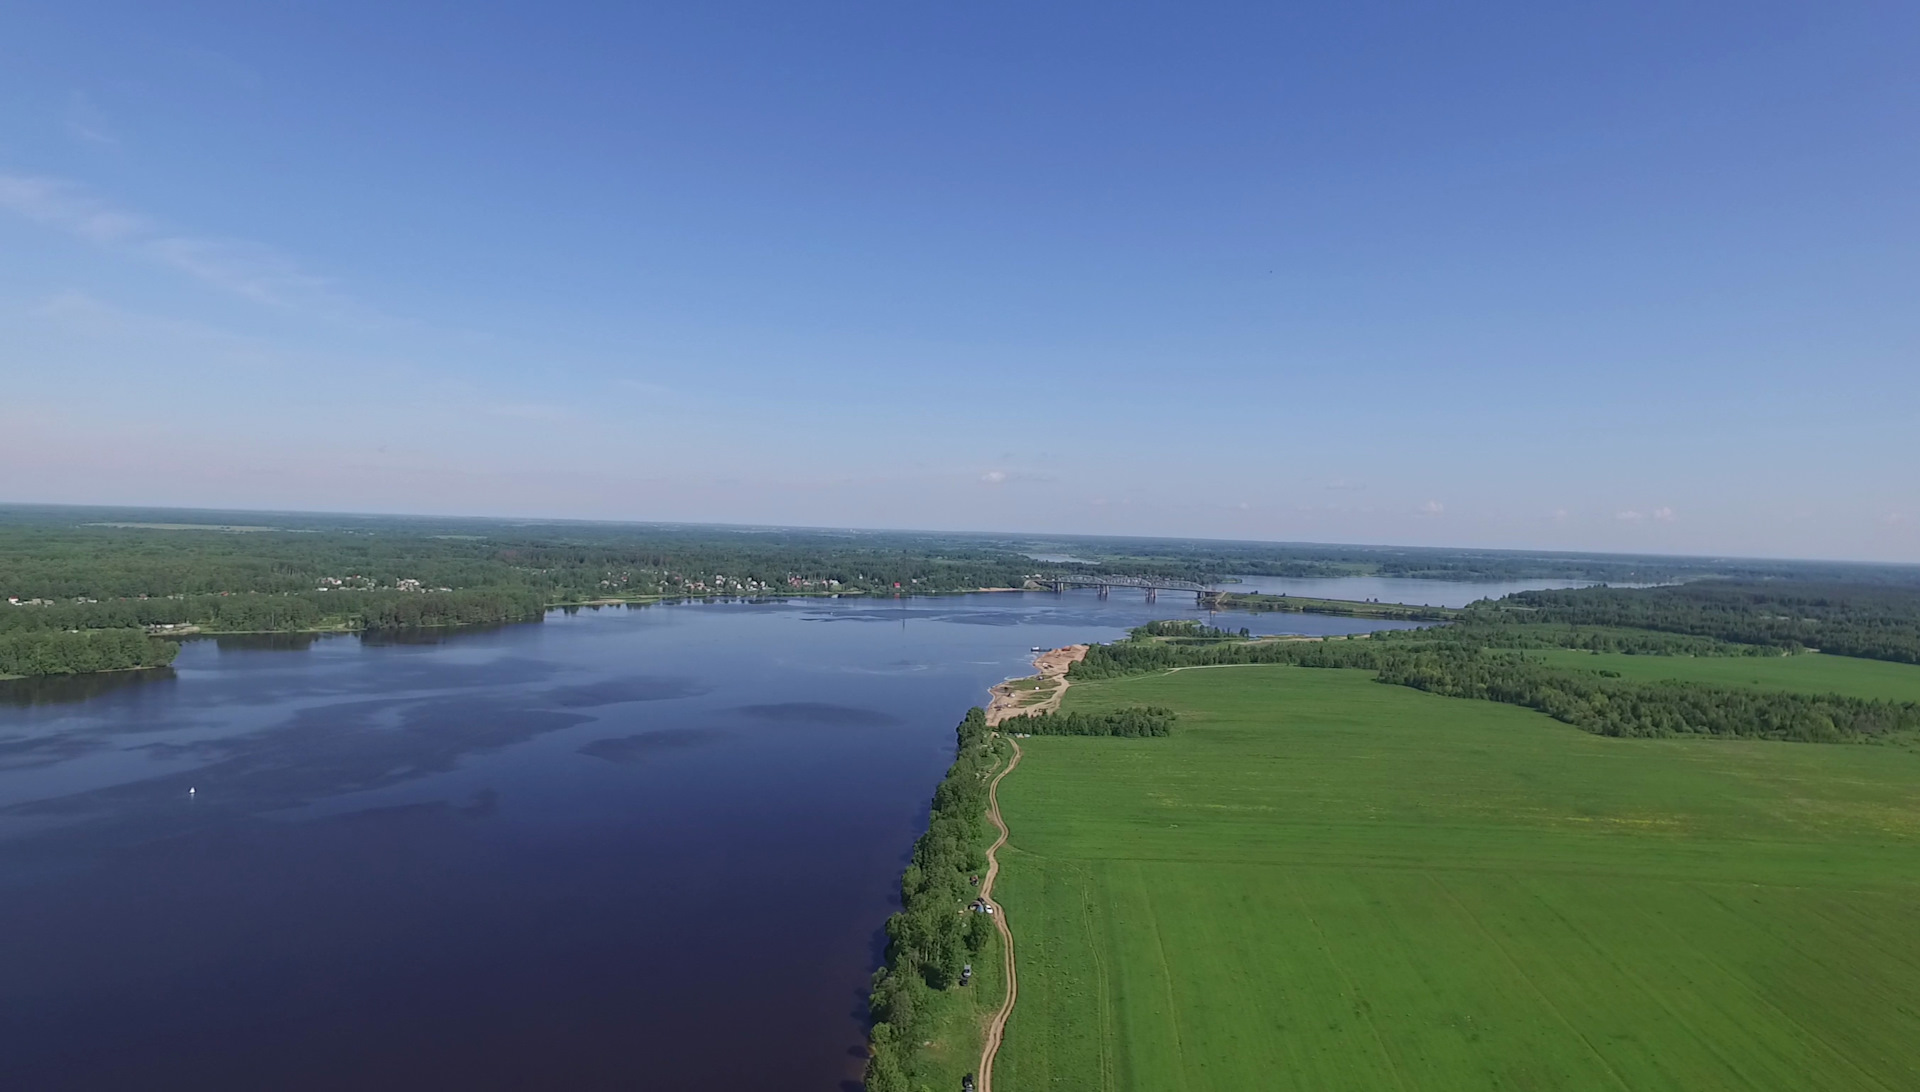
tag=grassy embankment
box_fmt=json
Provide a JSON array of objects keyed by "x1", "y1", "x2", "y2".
[{"x1": 992, "y1": 660, "x2": 1920, "y2": 1090}]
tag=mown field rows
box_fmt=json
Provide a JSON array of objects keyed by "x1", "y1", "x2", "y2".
[{"x1": 993, "y1": 665, "x2": 1920, "y2": 1091}]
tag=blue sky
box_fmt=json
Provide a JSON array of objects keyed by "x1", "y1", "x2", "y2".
[{"x1": 3, "y1": 3, "x2": 1916, "y2": 560}]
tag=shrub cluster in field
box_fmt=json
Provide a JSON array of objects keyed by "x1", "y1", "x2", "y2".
[
  {"x1": 0, "y1": 629, "x2": 179, "y2": 677},
  {"x1": 1072, "y1": 635, "x2": 1920, "y2": 743},
  {"x1": 1005, "y1": 706, "x2": 1177, "y2": 737},
  {"x1": 865, "y1": 708, "x2": 999, "y2": 1092}
]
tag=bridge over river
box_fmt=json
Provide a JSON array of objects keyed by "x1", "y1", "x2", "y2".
[{"x1": 1040, "y1": 575, "x2": 1217, "y2": 603}]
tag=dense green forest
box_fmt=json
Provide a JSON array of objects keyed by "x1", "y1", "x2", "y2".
[
  {"x1": 0, "y1": 507, "x2": 1047, "y2": 606},
  {"x1": 1478, "y1": 583, "x2": 1920, "y2": 664},
  {"x1": 866, "y1": 708, "x2": 1001, "y2": 1092},
  {"x1": 1377, "y1": 650, "x2": 1920, "y2": 742},
  {"x1": 1409, "y1": 619, "x2": 1792, "y2": 657},
  {"x1": 0, "y1": 587, "x2": 550, "y2": 637},
  {"x1": 0, "y1": 629, "x2": 179, "y2": 678},
  {"x1": 1071, "y1": 627, "x2": 1920, "y2": 743}
]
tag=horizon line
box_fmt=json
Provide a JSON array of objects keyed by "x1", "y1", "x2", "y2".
[{"x1": 4, "y1": 500, "x2": 1914, "y2": 573}]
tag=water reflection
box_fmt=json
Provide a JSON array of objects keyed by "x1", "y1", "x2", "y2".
[
  {"x1": 213, "y1": 632, "x2": 323, "y2": 653},
  {"x1": 0, "y1": 667, "x2": 176, "y2": 708}
]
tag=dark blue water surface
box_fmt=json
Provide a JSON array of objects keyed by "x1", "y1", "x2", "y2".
[{"x1": 0, "y1": 590, "x2": 1416, "y2": 1090}]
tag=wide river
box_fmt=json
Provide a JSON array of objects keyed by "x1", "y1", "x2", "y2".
[{"x1": 0, "y1": 585, "x2": 1522, "y2": 1088}]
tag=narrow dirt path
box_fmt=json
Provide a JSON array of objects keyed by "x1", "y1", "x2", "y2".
[
  {"x1": 975, "y1": 644, "x2": 1083, "y2": 1091},
  {"x1": 977, "y1": 734, "x2": 1021, "y2": 1092}
]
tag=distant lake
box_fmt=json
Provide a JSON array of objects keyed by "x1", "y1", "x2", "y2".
[
  {"x1": 0, "y1": 591, "x2": 1412, "y2": 1090},
  {"x1": 1219, "y1": 574, "x2": 1597, "y2": 608}
]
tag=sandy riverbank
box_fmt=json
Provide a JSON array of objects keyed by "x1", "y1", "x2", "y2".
[{"x1": 985, "y1": 644, "x2": 1087, "y2": 726}]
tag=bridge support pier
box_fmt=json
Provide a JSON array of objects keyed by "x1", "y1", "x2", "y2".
[{"x1": 1145, "y1": 587, "x2": 1156, "y2": 603}]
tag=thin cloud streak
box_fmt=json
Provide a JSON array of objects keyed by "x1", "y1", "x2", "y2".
[
  {"x1": 64, "y1": 92, "x2": 118, "y2": 145},
  {"x1": 0, "y1": 174, "x2": 142, "y2": 242},
  {"x1": 0, "y1": 171, "x2": 335, "y2": 307}
]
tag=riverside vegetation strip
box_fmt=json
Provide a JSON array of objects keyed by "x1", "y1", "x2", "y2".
[
  {"x1": 992, "y1": 657, "x2": 1920, "y2": 1091},
  {"x1": 864, "y1": 685, "x2": 1182, "y2": 1092}
]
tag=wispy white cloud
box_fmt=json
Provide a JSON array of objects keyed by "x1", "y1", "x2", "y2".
[
  {"x1": 1617, "y1": 506, "x2": 1677, "y2": 523},
  {"x1": 0, "y1": 171, "x2": 335, "y2": 307},
  {"x1": 144, "y1": 235, "x2": 333, "y2": 305},
  {"x1": 65, "y1": 92, "x2": 117, "y2": 146},
  {"x1": 979, "y1": 467, "x2": 1056, "y2": 486},
  {"x1": 1418, "y1": 500, "x2": 1444, "y2": 516},
  {"x1": 0, "y1": 174, "x2": 143, "y2": 242}
]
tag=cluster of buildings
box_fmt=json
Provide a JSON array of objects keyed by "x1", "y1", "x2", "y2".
[{"x1": 312, "y1": 576, "x2": 452, "y2": 593}]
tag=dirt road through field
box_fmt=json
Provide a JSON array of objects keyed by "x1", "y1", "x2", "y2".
[
  {"x1": 976, "y1": 734, "x2": 1021, "y2": 1092},
  {"x1": 976, "y1": 644, "x2": 1084, "y2": 1091}
]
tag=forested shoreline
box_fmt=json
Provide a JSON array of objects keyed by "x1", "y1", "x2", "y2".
[
  {"x1": 0, "y1": 629, "x2": 179, "y2": 678},
  {"x1": 0, "y1": 587, "x2": 551, "y2": 637},
  {"x1": 865, "y1": 709, "x2": 1001, "y2": 1092},
  {"x1": 0, "y1": 511, "x2": 1061, "y2": 675}
]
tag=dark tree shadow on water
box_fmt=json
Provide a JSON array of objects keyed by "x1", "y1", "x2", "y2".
[
  {"x1": 212, "y1": 633, "x2": 324, "y2": 653},
  {"x1": 0, "y1": 668, "x2": 175, "y2": 708}
]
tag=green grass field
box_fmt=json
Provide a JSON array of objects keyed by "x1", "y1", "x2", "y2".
[
  {"x1": 993, "y1": 666, "x2": 1920, "y2": 1091},
  {"x1": 1519, "y1": 649, "x2": 1920, "y2": 704}
]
